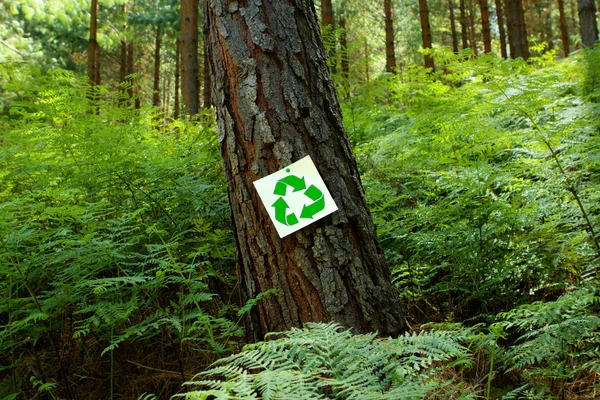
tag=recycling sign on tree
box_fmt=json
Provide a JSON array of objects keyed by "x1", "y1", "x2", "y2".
[{"x1": 253, "y1": 156, "x2": 338, "y2": 238}]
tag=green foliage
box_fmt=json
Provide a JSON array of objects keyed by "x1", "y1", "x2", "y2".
[
  {"x1": 180, "y1": 322, "x2": 477, "y2": 400},
  {"x1": 344, "y1": 48, "x2": 600, "y2": 321}
]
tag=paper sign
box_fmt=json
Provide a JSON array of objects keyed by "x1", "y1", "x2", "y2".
[{"x1": 253, "y1": 156, "x2": 338, "y2": 238}]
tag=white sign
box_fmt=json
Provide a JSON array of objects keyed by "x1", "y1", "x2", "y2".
[{"x1": 253, "y1": 156, "x2": 338, "y2": 238}]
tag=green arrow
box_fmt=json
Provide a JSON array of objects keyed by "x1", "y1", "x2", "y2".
[
  {"x1": 273, "y1": 175, "x2": 306, "y2": 195},
  {"x1": 300, "y1": 185, "x2": 325, "y2": 219},
  {"x1": 272, "y1": 197, "x2": 299, "y2": 226}
]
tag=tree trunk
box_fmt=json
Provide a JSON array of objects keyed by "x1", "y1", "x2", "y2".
[
  {"x1": 460, "y1": 0, "x2": 470, "y2": 49},
  {"x1": 519, "y1": 0, "x2": 530, "y2": 58},
  {"x1": 495, "y1": 0, "x2": 508, "y2": 57},
  {"x1": 339, "y1": 13, "x2": 349, "y2": 81},
  {"x1": 87, "y1": 0, "x2": 99, "y2": 87},
  {"x1": 506, "y1": 0, "x2": 528, "y2": 58},
  {"x1": 384, "y1": 0, "x2": 397, "y2": 73},
  {"x1": 126, "y1": 42, "x2": 135, "y2": 103},
  {"x1": 153, "y1": 26, "x2": 162, "y2": 108},
  {"x1": 419, "y1": 0, "x2": 435, "y2": 70},
  {"x1": 479, "y1": 0, "x2": 492, "y2": 53},
  {"x1": 468, "y1": 0, "x2": 479, "y2": 55},
  {"x1": 578, "y1": 0, "x2": 599, "y2": 46},
  {"x1": 180, "y1": 0, "x2": 200, "y2": 116},
  {"x1": 558, "y1": 0, "x2": 570, "y2": 56},
  {"x1": 203, "y1": 41, "x2": 211, "y2": 109},
  {"x1": 449, "y1": 0, "x2": 459, "y2": 52},
  {"x1": 321, "y1": 0, "x2": 336, "y2": 72},
  {"x1": 204, "y1": 0, "x2": 404, "y2": 342},
  {"x1": 174, "y1": 37, "x2": 181, "y2": 119}
]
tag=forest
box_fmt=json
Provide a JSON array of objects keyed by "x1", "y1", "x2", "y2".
[{"x1": 1, "y1": 0, "x2": 600, "y2": 398}]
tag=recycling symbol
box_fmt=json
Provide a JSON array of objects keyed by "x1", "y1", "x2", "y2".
[{"x1": 271, "y1": 169, "x2": 325, "y2": 226}]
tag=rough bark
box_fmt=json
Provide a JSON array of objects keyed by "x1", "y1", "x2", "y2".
[
  {"x1": 180, "y1": 0, "x2": 200, "y2": 115},
  {"x1": 578, "y1": 0, "x2": 599, "y2": 46},
  {"x1": 384, "y1": 0, "x2": 397, "y2": 73},
  {"x1": 506, "y1": 0, "x2": 528, "y2": 58},
  {"x1": 558, "y1": 0, "x2": 570, "y2": 56},
  {"x1": 153, "y1": 26, "x2": 162, "y2": 108},
  {"x1": 87, "y1": 0, "x2": 99, "y2": 87},
  {"x1": 479, "y1": 0, "x2": 492, "y2": 53},
  {"x1": 174, "y1": 37, "x2": 181, "y2": 119},
  {"x1": 459, "y1": 0, "x2": 470, "y2": 49},
  {"x1": 204, "y1": 0, "x2": 404, "y2": 341},
  {"x1": 419, "y1": 0, "x2": 435, "y2": 69},
  {"x1": 495, "y1": 0, "x2": 508, "y2": 57},
  {"x1": 449, "y1": 0, "x2": 459, "y2": 53}
]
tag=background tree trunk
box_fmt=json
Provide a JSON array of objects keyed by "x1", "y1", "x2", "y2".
[
  {"x1": 460, "y1": 0, "x2": 470, "y2": 49},
  {"x1": 204, "y1": 0, "x2": 404, "y2": 342},
  {"x1": 506, "y1": 0, "x2": 528, "y2": 58},
  {"x1": 203, "y1": 41, "x2": 211, "y2": 109},
  {"x1": 558, "y1": 0, "x2": 570, "y2": 56},
  {"x1": 468, "y1": 0, "x2": 479, "y2": 55},
  {"x1": 174, "y1": 37, "x2": 181, "y2": 119},
  {"x1": 87, "y1": 0, "x2": 99, "y2": 87},
  {"x1": 384, "y1": 0, "x2": 397, "y2": 72},
  {"x1": 495, "y1": 0, "x2": 508, "y2": 57},
  {"x1": 153, "y1": 26, "x2": 162, "y2": 108},
  {"x1": 419, "y1": 0, "x2": 435, "y2": 70},
  {"x1": 578, "y1": 0, "x2": 599, "y2": 46},
  {"x1": 449, "y1": 0, "x2": 459, "y2": 53},
  {"x1": 479, "y1": 0, "x2": 492, "y2": 53},
  {"x1": 180, "y1": 0, "x2": 200, "y2": 116},
  {"x1": 339, "y1": 13, "x2": 349, "y2": 81},
  {"x1": 321, "y1": 0, "x2": 337, "y2": 72},
  {"x1": 519, "y1": 0, "x2": 530, "y2": 58}
]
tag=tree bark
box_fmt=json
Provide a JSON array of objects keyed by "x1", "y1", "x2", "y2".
[
  {"x1": 495, "y1": 0, "x2": 508, "y2": 57},
  {"x1": 419, "y1": 0, "x2": 435, "y2": 70},
  {"x1": 506, "y1": 0, "x2": 528, "y2": 58},
  {"x1": 479, "y1": 0, "x2": 492, "y2": 53},
  {"x1": 460, "y1": 0, "x2": 470, "y2": 49},
  {"x1": 578, "y1": 0, "x2": 599, "y2": 47},
  {"x1": 174, "y1": 37, "x2": 181, "y2": 119},
  {"x1": 204, "y1": 0, "x2": 404, "y2": 342},
  {"x1": 153, "y1": 26, "x2": 162, "y2": 108},
  {"x1": 449, "y1": 0, "x2": 459, "y2": 53},
  {"x1": 558, "y1": 0, "x2": 571, "y2": 56},
  {"x1": 87, "y1": 0, "x2": 99, "y2": 87},
  {"x1": 384, "y1": 0, "x2": 397, "y2": 72},
  {"x1": 180, "y1": 0, "x2": 200, "y2": 116}
]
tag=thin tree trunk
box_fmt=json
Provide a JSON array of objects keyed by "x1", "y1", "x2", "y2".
[
  {"x1": 339, "y1": 14, "x2": 349, "y2": 81},
  {"x1": 419, "y1": 0, "x2": 435, "y2": 70},
  {"x1": 558, "y1": 0, "x2": 570, "y2": 56},
  {"x1": 495, "y1": 0, "x2": 508, "y2": 57},
  {"x1": 460, "y1": 0, "x2": 470, "y2": 49},
  {"x1": 468, "y1": 0, "x2": 479, "y2": 55},
  {"x1": 479, "y1": 0, "x2": 492, "y2": 53},
  {"x1": 519, "y1": 0, "x2": 530, "y2": 58},
  {"x1": 578, "y1": 0, "x2": 599, "y2": 46},
  {"x1": 506, "y1": 0, "x2": 528, "y2": 58},
  {"x1": 174, "y1": 37, "x2": 180, "y2": 119},
  {"x1": 384, "y1": 0, "x2": 397, "y2": 72},
  {"x1": 126, "y1": 42, "x2": 134, "y2": 102},
  {"x1": 153, "y1": 26, "x2": 162, "y2": 108},
  {"x1": 205, "y1": 0, "x2": 404, "y2": 342},
  {"x1": 87, "y1": 0, "x2": 98, "y2": 87},
  {"x1": 449, "y1": 0, "x2": 460, "y2": 52},
  {"x1": 321, "y1": 0, "x2": 337, "y2": 72},
  {"x1": 203, "y1": 41, "x2": 211, "y2": 109},
  {"x1": 180, "y1": 0, "x2": 200, "y2": 116}
]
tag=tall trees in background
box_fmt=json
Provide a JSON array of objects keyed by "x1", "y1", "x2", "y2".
[
  {"x1": 204, "y1": 0, "x2": 404, "y2": 342},
  {"x1": 419, "y1": 0, "x2": 435, "y2": 69},
  {"x1": 321, "y1": 0, "x2": 336, "y2": 70},
  {"x1": 449, "y1": 0, "x2": 459, "y2": 52},
  {"x1": 495, "y1": 0, "x2": 508, "y2": 57},
  {"x1": 506, "y1": 0, "x2": 529, "y2": 59},
  {"x1": 384, "y1": 0, "x2": 397, "y2": 72},
  {"x1": 153, "y1": 27, "x2": 162, "y2": 108},
  {"x1": 459, "y1": 0, "x2": 469, "y2": 49},
  {"x1": 180, "y1": 0, "x2": 199, "y2": 116},
  {"x1": 479, "y1": 0, "x2": 492, "y2": 53},
  {"x1": 578, "y1": 0, "x2": 599, "y2": 46},
  {"x1": 557, "y1": 0, "x2": 570, "y2": 56},
  {"x1": 87, "y1": 0, "x2": 99, "y2": 86}
]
